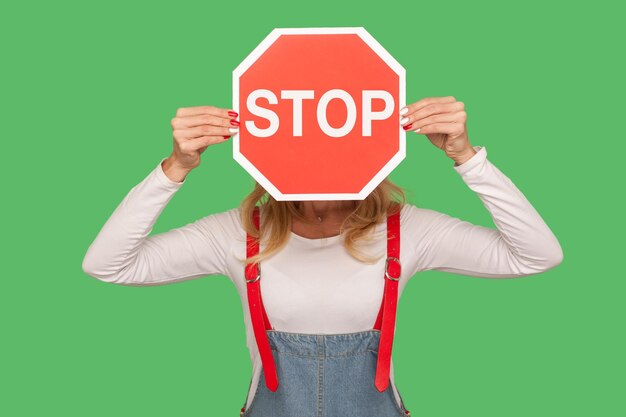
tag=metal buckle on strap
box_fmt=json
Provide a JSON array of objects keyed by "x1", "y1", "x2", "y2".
[
  {"x1": 245, "y1": 263, "x2": 261, "y2": 283},
  {"x1": 385, "y1": 256, "x2": 401, "y2": 281}
]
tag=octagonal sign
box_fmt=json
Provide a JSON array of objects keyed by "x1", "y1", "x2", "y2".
[{"x1": 233, "y1": 27, "x2": 405, "y2": 201}]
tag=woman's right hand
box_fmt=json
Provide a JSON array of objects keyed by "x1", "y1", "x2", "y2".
[{"x1": 163, "y1": 105, "x2": 239, "y2": 182}]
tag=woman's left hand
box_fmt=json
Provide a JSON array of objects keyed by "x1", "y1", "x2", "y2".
[{"x1": 400, "y1": 96, "x2": 477, "y2": 165}]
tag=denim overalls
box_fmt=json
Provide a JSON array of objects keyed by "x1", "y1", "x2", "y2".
[{"x1": 239, "y1": 206, "x2": 411, "y2": 417}]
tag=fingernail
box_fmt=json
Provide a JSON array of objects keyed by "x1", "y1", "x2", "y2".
[
  {"x1": 400, "y1": 117, "x2": 409, "y2": 125},
  {"x1": 228, "y1": 127, "x2": 239, "y2": 133},
  {"x1": 230, "y1": 119, "x2": 240, "y2": 126},
  {"x1": 223, "y1": 135, "x2": 231, "y2": 139},
  {"x1": 400, "y1": 107, "x2": 408, "y2": 116},
  {"x1": 402, "y1": 124, "x2": 412, "y2": 131},
  {"x1": 228, "y1": 111, "x2": 239, "y2": 118},
  {"x1": 414, "y1": 128, "x2": 421, "y2": 133}
]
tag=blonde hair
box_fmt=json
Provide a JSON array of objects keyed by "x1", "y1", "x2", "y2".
[{"x1": 238, "y1": 178, "x2": 408, "y2": 266}]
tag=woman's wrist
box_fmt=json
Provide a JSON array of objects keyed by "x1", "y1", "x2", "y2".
[
  {"x1": 452, "y1": 146, "x2": 478, "y2": 166},
  {"x1": 162, "y1": 156, "x2": 191, "y2": 183}
]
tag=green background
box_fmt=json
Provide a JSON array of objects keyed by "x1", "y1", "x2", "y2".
[{"x1": 2, "y1": 0, "x2": 623, "y2": 416}]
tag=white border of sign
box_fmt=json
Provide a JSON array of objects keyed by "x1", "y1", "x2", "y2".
[{"x1": 233, "y1": 27, "x2": 406, "y2": 201}]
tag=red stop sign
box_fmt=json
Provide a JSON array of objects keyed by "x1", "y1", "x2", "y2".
[{"x1": 233, "y1": 28, "x2": 405, "y2": 201}]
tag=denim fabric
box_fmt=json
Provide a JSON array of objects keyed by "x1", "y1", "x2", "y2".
[{"x1": 241, "y1": 329, "x2": 410, "y2": 417}]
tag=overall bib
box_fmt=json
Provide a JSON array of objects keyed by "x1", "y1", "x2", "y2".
[{"x1": 239, "y1": 206, "x2": 411, "y2": 417}]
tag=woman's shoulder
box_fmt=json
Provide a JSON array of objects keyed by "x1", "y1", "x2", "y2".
[
  {"x1": 192, "y1": 206, "x2": 246, "y2": 242},
  {"x1": 400, "y1": 203, "x2": 453, "y2": 230},
  {"x1": 400, "y1": 202, "x2": 446, "y2": 219}
]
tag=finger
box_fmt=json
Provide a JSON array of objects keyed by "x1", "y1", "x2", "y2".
[
  {"x1": 185, "y1": 135, "x2": 231, "y2": 151},
  {"x1": 171, "y1": 113, "x2": 237, "y2": 129},
  {"x1": 402, "y1": 111, "x2": 466, "y2": 131},
  {"x1": 174, "y1": 125, "x2": 239, "y2": 140},
  {"x1": 408, "y1": 122, "x2": 465, "y2": 136},
  {"x1": 400, "y1": 96, "x2": 457, "y2": 116},
  {"x1": 175, "y1": 105, "x2": 237, "y2": 119},
  {"x1": 400, "y1": 101, "x2": 464, "y2": 127}
]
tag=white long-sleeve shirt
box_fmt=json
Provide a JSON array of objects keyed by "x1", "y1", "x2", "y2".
[{"x1": 82, "y1": 145, "x2": 563, "y2": 410}]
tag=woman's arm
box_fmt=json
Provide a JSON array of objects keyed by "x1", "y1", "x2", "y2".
[
  {"x1": 81, "y1": 158, "x2": 236, "y2": 286},
  {"x1": 404, "y1": 146, "x2": 563, "y2": 278}
]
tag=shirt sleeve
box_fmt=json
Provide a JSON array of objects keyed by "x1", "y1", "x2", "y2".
[
  {"x1": 81, "y1": 157, "x2": 237, "y2": 286},
  {"x1": 403, "y1": 146, "x2": 563, "y2": 278}
]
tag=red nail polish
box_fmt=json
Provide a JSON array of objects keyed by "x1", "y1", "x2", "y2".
[
  {"x1": 223, "y1": 135, "x2": 231, "y2": 139},
  {"x1": 228, "y1": 111, "x2": 238, "y2": 118},
  {"x1": 402, "y1": 124, "x2": 412, "y2": 131},
  {"x1": 230, "y1": 119, "x2": 240, "y2": 126}
]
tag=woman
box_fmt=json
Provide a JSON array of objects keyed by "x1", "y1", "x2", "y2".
[{"x1": 82, "y1": 96, "x2": 563, "y2": 417}]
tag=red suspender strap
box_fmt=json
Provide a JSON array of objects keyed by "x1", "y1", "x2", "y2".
[
  {"x1": 374, "y1": 207, "x2": 401, "y2": 392},
  {"x1": 245, "y1": 206, "x2": 279, "y2": 392}
]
